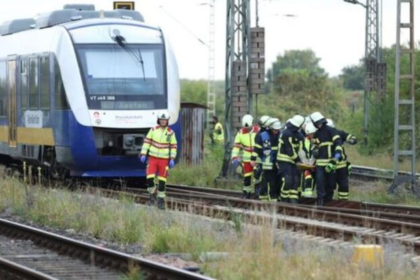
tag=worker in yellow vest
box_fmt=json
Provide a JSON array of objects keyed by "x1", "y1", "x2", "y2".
[
  {"x1": 231, "y1": 114, "x2": 260, "y2": 199},
  {"x1": 140, "y1": 112, "x2": 178, "y2": 210},
  {"x1": 210, "y1": 116, "x2": 224, "y2": 144}
]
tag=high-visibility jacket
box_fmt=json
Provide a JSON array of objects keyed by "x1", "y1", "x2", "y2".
[
  {"x1": 312, "y1": 124, "x2": 343, "y2": 167},
  {"x1": 231, "y1": 125, "x2": 259, "y2": 162},
  {"x1": 214, "y1": 122, "x2": 224, "y2": 141},
  {"x1": 141, "y1": 126, "x2": 177, "y2": 159},
  {"x1": 277, "y1": 123, "x2": 304, "y2": 164},
  {"x1": 251, "y1": 130, "x2": 279, "y2": 170}
]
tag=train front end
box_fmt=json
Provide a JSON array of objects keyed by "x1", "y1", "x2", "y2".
[{"x1": 63, "y1": 20, "x2": 180, "y2": 177}]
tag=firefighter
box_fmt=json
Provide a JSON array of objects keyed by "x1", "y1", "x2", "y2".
[
  {"x1": 140, "y1": 112, "x2": 178, "y2": 210},
  {"x1": 253, "y1": 115, "x2": 272, "y2": 198},
  {"x1": 309, "y1": 112, "x2": 343, "y2": 206},
  {"x1": 299, "y1": 122, "x2": 317, "y2": 197},
  {"x1": 231, "y1": 114, "x2": 259, "y2": 199},
  {"x1": 251, "y1": 118, "x2": 281, "y2": 201},
  {"x1": 210, "y1": 116, "x2": 224, "y2": 144},
  {"x1": 277, "y1": 115, "x2": 305, "y2": 204},
  {"x1": 325, "y1": 118, "x2": 357, "y2": 201}
]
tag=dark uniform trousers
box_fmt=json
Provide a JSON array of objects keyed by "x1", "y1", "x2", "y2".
[
  {"x1": 326, "y1": 166, "x2": 349, "y2": 202},
  {"x1": 278, "y1": 162, "x2": 299, "y2": 201},
  {"x1": 259, "y1": 168, "x2": 278, "y2": 201},
  {"x1": 315, "y1": 166, "x2": 336, "y2": 203}
]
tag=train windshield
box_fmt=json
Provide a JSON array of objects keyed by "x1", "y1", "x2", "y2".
[{"x1": 76, "y1": 44, "x2": 166, "y2": 110}]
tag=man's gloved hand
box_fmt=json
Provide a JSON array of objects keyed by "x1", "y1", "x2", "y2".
[
  {"x1": 347, "y1": 137, "x2": 357, "y2": 145},
  {"x1": 347, "y1": 162, "x2": 352, "y2": 175},
  {"x1": 140, "y1": 155, "x2": 147, "y2": 163},
  {"x1": 232, "y1": 157, "x2": 240, "y2": 166},
  {"x1": 169, "y1": 159, "x2": 175, "y2": 169},
  {"x1": 334, "y1": 153, "x2": 341, "y2": 161},
  {"x1": 325, "y1": 159, "x2": 337, "y2": 174}
]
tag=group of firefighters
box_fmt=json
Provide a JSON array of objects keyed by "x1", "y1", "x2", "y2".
[
  {"x1": 139, "y1": 110, "x2": 356, "y2": 210},
  {"x1": 230, "y1": 112, "x2": 357, "y2": 206}
]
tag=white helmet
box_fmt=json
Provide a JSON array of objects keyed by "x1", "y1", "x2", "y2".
[
  {"x1": 305, "y1": 122, "x2": 317, "y2": 135},
  {"x1": 242, "y1": 114, "x2": 254, "y2": 128},
  {"x1": 310, "y1": 112, "x2": 326, "y2": 125},
  {"x1": 157, "y1": 111, "x2": 170, "y2": 120},
  {"x1": 268, "y1": 118, "x2": 282, "y2": 130},
  {"x1": 258, "y1": 115, "x2": 271, "y2": 128},
  {"x1": 305, "y1": 117, "x2": 312, "y2": 125},
  {"x1": 289, "y1": 115, "x2": 305, "y2": 128},
  {"x1": 326, "y1": 118, "x2": 335, "y2": 128}
]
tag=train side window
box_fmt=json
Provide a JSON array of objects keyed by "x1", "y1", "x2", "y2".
[
  {"x1": 40, "y1": 56, "x2": 50, "y2": 109},
  {"x1": 0, "y1": 61, "x2": 6, "y2": 116},
  {"x1": 54, "y1": 58, "x2": 69, "y2": 110},
  {"x1": 20, "y1": 59, "x2": 28, "y2": 110},
  {"x1": 29, "y1": 57, "x2": 39, "y2": 109}
]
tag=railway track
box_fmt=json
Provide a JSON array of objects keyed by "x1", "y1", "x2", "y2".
[
  {"x1": 97, "y1": 187, "x2": 420, "y2": 255},
  {"x1": 0, "y1": 218, "x2": 213, "y2": 280}
]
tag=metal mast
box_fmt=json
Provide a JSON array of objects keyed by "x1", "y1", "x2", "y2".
[
  {"x1": 206, "y1": 0, "x2": 216, "y2": 124},
  {"x1": 220, "y1": 0, "x2": 251, "y2": 178},
  {"x1": 389, "y1": 0, "x2": 416, "y2": 193},
  {"x1": 363, "y1": 0, "x2": 384, "y2": 144}
]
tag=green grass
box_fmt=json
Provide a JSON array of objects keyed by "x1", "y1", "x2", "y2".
[{"x1": 0, "y1": 176, "x2": 420, "y2": 279}]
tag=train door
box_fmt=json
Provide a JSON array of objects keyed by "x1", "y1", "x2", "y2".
[{"x1": 7, "y1": 57, "x2": 17, "y2": 147}]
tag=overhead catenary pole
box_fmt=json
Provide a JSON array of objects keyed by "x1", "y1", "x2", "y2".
[
  {"x1": 219, "y1": 0, "x2": 251, "y2": 179},
  {"x1": 206, "y1": 0, "x2": 216, "y2": 126},
  {"x1": 388, "y1": 0, "x2": 416, "y2": 194}
]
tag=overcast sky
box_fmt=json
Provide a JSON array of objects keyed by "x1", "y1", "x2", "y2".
[{"x1": 0, "y1": 0, "x2": 418, "y2": 79}]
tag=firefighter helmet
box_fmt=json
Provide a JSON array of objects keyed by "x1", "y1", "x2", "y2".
[
  {"x1": 258, "y1": 115, "x2": 271, "y2": 128},
  {"x1": 268, "y1": 118, "x2": 282, "y2": 130},
  {"x1": 305, "y1": 122, "x2": 317, "y2": 135},
  {"x1": 157, "y1": 111, "x2": 170, "y2": 125},
  {"x1": 326, "y1": 118, "x2": 335, "y2": 128},
  {"x1": 310, "y1": 112, "x2": 327, "y2": 126},
  {"x1": 242, "y1": 114, "x2": 254, "y2": 128},
  {"x1": 289, "y1": 115, "x2": 305, "y2": 128}
]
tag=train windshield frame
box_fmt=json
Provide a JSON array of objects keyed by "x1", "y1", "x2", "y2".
[{"x1": 75, "y1": 44, "x2": 167, "y2": 110}]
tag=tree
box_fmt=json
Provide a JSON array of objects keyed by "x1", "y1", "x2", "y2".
[
  {"x1": 267, "y1": 49, "x2": 326, "y2": 85},
  {"x1": 340, "y1": 64, "x2": 364, "y2": 90},
  {"x1": 262, "y1": 49, "x2": 345, "y2": 122}
]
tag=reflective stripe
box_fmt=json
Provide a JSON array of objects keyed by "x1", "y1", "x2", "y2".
[
  {"x1": 332, "y1": 135, "x2": 340, "y2": 141},
  {"x1": 147, "y1": 174, "x2": 155, "y2": 179},
  {"x1": 158, "y1": 176, "x2": 167, "y2": 182},
  {"x1": 259, "y1": 195, "x2": 269, "y2": 201},
  {"x1": 243, "y1": 186, "x2": 252, "y2": 193},
  {"x1": 289, "y1": 190, "x2": 299, "y2": 199},
  {"x1": 147, "y1": 187, "x2": 156, "y2": 194},
  {"x1": 244, "y1": 172, "x2": 253, "y2": 177},
  {"x1": 157, "y1": 191, "x2": 166, "y2": 198},
  {"x1": 277, "y1": 155, "x2": 295, "y2": 164},
  {"x1": 316, "y1": 159, "x2": 330, "y2": 167}
]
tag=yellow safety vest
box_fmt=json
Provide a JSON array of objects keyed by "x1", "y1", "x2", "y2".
[
  {"x1": 231, "y1": 125, "x2": 259, "y2": 162},
  {"x1": 214, "y1": 122, "x2": 224, "y2": 142},
  {"x1": 141, "y1": 126, "x2": 177, "y2": 159}
]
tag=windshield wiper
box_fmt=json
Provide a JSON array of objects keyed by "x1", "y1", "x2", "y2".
[{"x1": 113, "y1": 34, "x2": 146, "y2": 81}]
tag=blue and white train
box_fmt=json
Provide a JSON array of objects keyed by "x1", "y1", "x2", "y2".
[{"x1": 0, "y1": 5, "x2": 180, "y2": 178}]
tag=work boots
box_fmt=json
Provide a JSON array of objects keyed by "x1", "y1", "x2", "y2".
[
  {"x1": 289, "y1": 198, "x2": 299, "y2": 204},
  {"x1": 157, "y1": 198, "x2": 166, "y2": 210},
  {"x1": 316, "y1": 197, "x2": 324, "y2": 206},
  {"x1": 147, "y1": 193, "x2": 157, "y2": 206},
  {"x1": 243, "y1": 191, "x2": 251, "y2": 199}
]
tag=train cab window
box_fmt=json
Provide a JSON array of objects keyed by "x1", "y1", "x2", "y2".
[
  {"x1": 0, "y1": 61, "x2": 6, "y2": 116},
  {"x1": 20, "y1": 59, "x2": 28, "y2": 110},
  {"x1": 40, "y1": 56, "x2": 50, "y2": 109},
  {"x1": 54, "y1": 58, "x2": 69, "y2": 110},
  {"x1": 29, "y1": 58, "x2": 39, "y2": 109}
]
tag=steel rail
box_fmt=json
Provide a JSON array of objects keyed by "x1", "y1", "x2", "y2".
[
  {"x1": 0, "y1": 257, "x2": 59, "y2": 280},
  {"x1": 0, "y1": 219, "x2": 214, "y2": 280}
]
